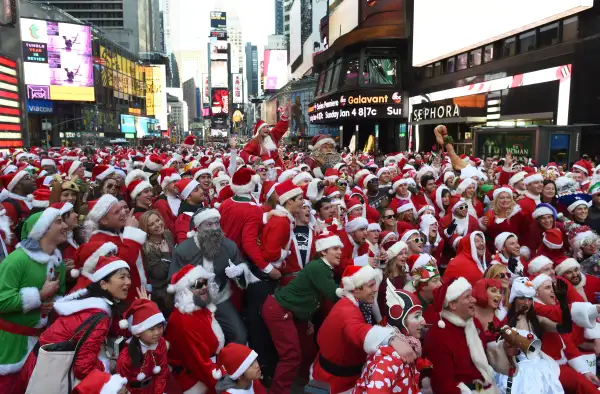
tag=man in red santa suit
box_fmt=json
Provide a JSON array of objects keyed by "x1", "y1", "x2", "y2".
[
  {"x1": 312, "y1": 265, "x2": 415, "y2": 394},
  {"x1": 337, "y1": 216, "x2": 370, "y2": 277},
  {"x1": 455, "y1": 178, "x2": 483, "y2": 218},
  {"x1": 424, "y1": 277, "x2": 513, "y2": 394},
  {"x1": 443, "y1": 232, "x2": 488, "y2": 287},
  {"x1": 240, "y1": 105, "x2": 289, "y2": 168},
  {"x1": 166, "y1": 264, "x2": 226, "y2": 394},
  {"x1": 489, "y1": 232, "x2": 526, "y2": 277},
  {"x1": 153, "y1": 167, "x2": 182, "y2": 235},
  {"x1": 440, "y1": 197, "x2": 479, "y2": 253},
  {"x1": 173, "y1": 178, "x2": 206, "y2": 244},
  {"x1": 84, "y1": 194, "x2": 148, "y2": 301},
  {"x1": 517, "y1": 172, "x2": 544, "y2": 218},
  {"x1": 554, "y1": 257, "x2": 600, "y2": 305}
]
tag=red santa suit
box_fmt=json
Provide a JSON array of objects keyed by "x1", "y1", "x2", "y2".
[
  {"x1": 153, "y1": 194, "x2": 180, "y2": 236},
  {"x1": 240, "y1": 117, "x2": 289, "y2": 167},
  {"x1": 69, "y1": 241, "x2": 119, "y2": 294},
  {"x1": 443, "y1": 232, "x2": 488, "y2": 287},
  {"x1": 337, "y1": 218, "x2": 370, "y2": 277},
  {"x1": 261, "y1": 206, "x2": 294, "y2": 274},
  {"x1": 517, "y1": 191, "x2": 542, "y2": 219},
  {"x1": 439, "y1": 211, "x2": 479, "y2": 252},
  {"x1": 480, "y1": 205, "x2": 524, "y2": 254},
  {"x1": 166, "y1": 265, "x2": 225, "y2": 394},
  {"x1": 555, "y1": 258, "x2": 600, "y2": 303},
  {"x1": 117, "y1": 337, "x2": 169, "y2": 394}
]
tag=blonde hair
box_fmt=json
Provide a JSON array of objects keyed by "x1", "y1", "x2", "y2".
[
  {"x1": 139, "y1": 210, "x2": 164, "y2": 234},
  {"x1": 491, "y1": 192, "x2": 516, "y2": 216},
  {"x1": 484, "y1": 264, "x2": 510, "y2": 308}
]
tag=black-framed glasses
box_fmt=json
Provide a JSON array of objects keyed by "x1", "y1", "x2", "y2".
[
  {"x1": 191, "y1": 279, "x2": 208, "y2": 290},
  {"x1": 496, "y1": 272, "x2": 511, "y2": 279}
]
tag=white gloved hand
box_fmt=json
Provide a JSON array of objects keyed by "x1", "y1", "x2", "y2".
[{"x1": 225, "y1": 260, "x2": 244, "y2": 279}]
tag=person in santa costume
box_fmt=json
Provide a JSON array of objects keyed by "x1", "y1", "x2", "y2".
[
  {"x1": 302, "y1": 134, "x2": 340, "y2": 179},
  {"x1": 279, "y1": 199, "x2": 316, "y2": 287},
  {"x1": 387, "y1": 177, "x2": 413, "y2": 213},
  {"x1": 240, "y1": 105, "x2": 289, "y2": 168},
  {"x1": 152, "y1": 167, "x2": 182, "y2": 236},
  {"x1": 117, "y1": 299, "x2": 169, "y2": 394},
  {"x1": 444, "y1": 232, "x2": 488, "y2": 286},
  {"x1": 521, "y1": 204, "x2": 568, "y2": 260},
  {"x1": 83, "y1": 194, "x2": 148, "y2": 302},
  {"x1": 517, "y1": 172, "x2": 544, "y2": 218},
  {"x1": 419, "y1": 213, "x2": 444, "y2": 263},
  {"x1": 489, "y1": 232, "x2": 526, "y2": 277},
  {"x1": 337, "y1": 216, "x2": 370, "y2": 277},
  {"x1": 215, "y1": 343, "x2": 266, "y2": 394},
  {"x1": 194, "y1": 166, "x2": 214, "y2": 205},
  {"x1": 128, "y1": 178, "x2": 154, "y2": 220},
  {"x1": 0, "y1": 170, "x2": 35, "y2": 251},
  {"x1": 471, "y1": 278, "x2": 504, "y2": 346},
  {"x1": 165, "y1": 264, "x2": 226, "y2": 394},
  {"x1": 20, "y1": 256, "x2": 134, "y2": 393},
  {"x1": 534, "y1": 228, "x2": 569, "y2": 265},
  {"x1": 311, "y1": 265, "x2": 415, "y2": 394},
  {"x1": 0, "y1": 204, "x2": 71, "y2": 391},
  {"x1": 69, "y1": 241, "x2": 119, "y2": 293},
  {"x1": 440, "y1": 197, "x2": 479, "y2": 258},
  {"x1": 455, "y1": 178, "x2": 484, "y2": 218},
  {"x1": 479, "y1": 187, "x2": 525, "y2": 255},
  {"x1": 173, "y1": 178, "x2": 206, "y2": 244},
  {"x1": 72, "y1": 370, "x2": 128, "y2": 394},
  {"x1": 554, "y1": 257, "x2": 600, "y2": 305},
  {"x1": 262, "y1": 229, "x2": 342, "y2": 394},
  {"x1": 354, "y1": 281, "x2": 432, "y2": 394}
]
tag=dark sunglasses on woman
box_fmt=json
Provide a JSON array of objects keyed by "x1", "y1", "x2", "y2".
[
  {"x1": 383, "y1": 215, "x2": 396, "y2": 220},
  {"x1": 496, "y1": 272, "x2": 511, "y2": 279}
]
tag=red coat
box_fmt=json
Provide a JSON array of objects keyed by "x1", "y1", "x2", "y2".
[
  {"x1": 261, "y1": 209, "x2": 293, "y2": 272},
  {"x1": 443, "y1": 235, "x2": 486, "y2": 287},
  {"x1": 572, "y1": 274, "x2": 600, "y2": 303},
  {"x1": 480, "y1": 206, "x2": 524, "y2": 254},
  {"x1": 174, "y1": 212, "x2": 193, "y2": 245},
  {"x1": 153, "y1": 195, "x2": 179, "y2": 235},
  {"x1": 312, "y1": 297, "x2": 394, "y2": 394},
  {"x1": 116, "y1": 337, "x2": 169, "y2": 394},
  {"x1": 240, "y1": 117, "x2": 289, "y2": 167},
  {"x1": 439, "y1": 213, "x2": 479, "y2": 250},
  {"x1": 88, "y1": 228, "x2": 147, "y2": 302},
  {"x1": 1, "y1": 196, "x2": 30, "y2": 252},
  {"x1": 219, "y1": 195, "x2": 268, "y2": 271},
  {"x1": 280, "y1": 225, "x2": 315, "y2": 287},
  {"x1": 337, "y1": 231, "x2": 369, "y2": 278},
  {"x1": 517, "y1": 192, "x2": 541, "y2": 219},
  {"x1": 166, "y1": 306, "x2": 225, "y2": 394}
]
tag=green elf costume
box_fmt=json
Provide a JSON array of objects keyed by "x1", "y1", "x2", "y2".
[{"x1": 0, "y1": 203, "x2": 70, "y2": 384}]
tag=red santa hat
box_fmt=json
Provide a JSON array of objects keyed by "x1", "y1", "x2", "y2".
[
  {"x1": 91, "y1": 164, "x2": 115, "y2": 182},
  {"x1": 376, "y1": 167, "x2": 390, "y2": 178},
  {"x1": 308, "y1": 134, "x2": 336, "y2": 151},
  {"x1": 572, "y1": 160, "x2": 592, "y2": 176},
  {"x1": 158, "y1": 167, "x2": 181, "y2": 190},
  {"x1": 386, "y1": 241, "x2": 408, "y2": 261},
  {"x1": 492, "y1": 187, "x2": 513, "y2": 200},
  {"x1": 315, "y1": 229, "x2": 343, "y2": 252},
  {"x1": 167, "y1": 264, "x2": 215, "y2": 294},
  {"x1": 543, "y1": 228, "x2": 563, "y2": 250},
  {"x1": 175, "y1": 178, "x2": 200, "y2": 201},
  {"x1": 91, "y1": 256, "x2": 129, "y2": 283},
  {"x1": 125, "y1": 169, "x2": 149, "y2": 188},
  {"x1": 345, "y1": 216, "x2": 368, "y2": 233},
  {"x1": 144, "y1": 154, "x2": 164, "y2": 172},
  {"x1": 260, "y1": 180, "x2": 278, "y2": 204},
  {"x1": 231, "y1": 167, "x2": 260, "y2": 195},
  {"x1": 397, "y1": 200, "x2": 416, "y2": 216},
  {"x1": 218, "y1": 343, "x2": 259, "y2": 380},
  {"x1": 523, "y1": 173, "x2": 543, "y2": 186},
  {"x1": 41, "y1": 158, "x2": 56, "y2": 168},
  {"x1": 508, "y1": 171, "x2": 527, "y2": 187},
  {"x1": 128, "y1": 178, "x2": 152, "y2": 200},
  {"x1": 72, "y1": 241, "x2": 118, "y2": 279},
  {"x1": 275, "y1": 179, "x2": 303, "y2": 205},
  {"x1": 456, "y1": 178, "x2": 477, "y2": 195},
  {"x1": 407, "y1": 253, "x2": 432, "y2": 272},
  {"x1": 119, "y1": 299, "x2": 165, "y2": 336},
  {"x1": 292, "y1": 171, "x2": 313, "y2": 186},
  {"x1": 72, "y1": 370, "x2": 127, "y2": 394},
  {"x1": 86, "y1": 194, "x2": 118, "y2": 223},
  {"x1": 253, "y1": 120, "x2": 270, "y2": 136},
  {"x1": 209, "y1": 160, "x2": 226, "y2": 176},
  {"x1": 390, "y1": 175, "x2": 411, "y2": 194},
  {"x1": 32, "y1": 188, "x2": 51, "y2": 209},
  {"x1": 527, "y1": 255, "x2": 554, "y2": 276},
  {"x1": 324, "y1": 185, "x2": 341, "y2": 199},
  {"x1": 358, "y1": 173, "x2": 377, "y2": 191},
  {"x1": 345, "y1": 197, "x2": 363, "y2": 215},
  {"x1": 260, "y1": 154, "x2": 275, "y2": 166},
  {"x1": 554, "y1": 257, "x2": 580, "y2": 277},
  {"x1": 324, "y1": 168, "x2": 339, "y2": 183},
  {"x1": 0, "y1": 170, "x2": 30, "y2": 192},
  {"x1": 336, "y1": 265, "x2": 381, "y2": 298},
  {"x1": 26, "y1": 202, "x2": 73, "y2": 241},
  {"x1": 62, "y1": 160, "x2": 82, "y2": 178},
  {"x1": 432, "y1": 276, "x2": 472, "y2": 328},
  {"x1": 183, "y1": 135, "x2": 197, "y2": 146}
]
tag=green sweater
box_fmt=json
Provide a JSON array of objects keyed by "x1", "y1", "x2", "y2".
[
  {"x1": 0, "y1": 248, "x2": 66, "y2": 375},
  {"x1": 274, "y1": 258, "x2": 339, "y2": 321}
]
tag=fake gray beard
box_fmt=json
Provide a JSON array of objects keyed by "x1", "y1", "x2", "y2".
[
  {"x1": 312, "y1": 151, "x2": 341, "y2": 168},
  {"x1": 196, "y1": 228, "x2": 225, "y2": 261},
  {"x1": 193, "y1": 293, "x2": 212, "y2": 308}
]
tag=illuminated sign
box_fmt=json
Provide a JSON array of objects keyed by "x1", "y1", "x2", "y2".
[{"x1": 0, "y1": 55, "x2": 23, "y2": 148}]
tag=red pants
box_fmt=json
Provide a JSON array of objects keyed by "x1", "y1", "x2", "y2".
[
  {"x1": 261, "y1": 295, "x2": 316, "y2": 394},
  {"x1": 0, "y1": 372, "x2": 23, "y2": 394},
  {"x1": 559, "y1": 364, "x2": 598, "y2": 394}
]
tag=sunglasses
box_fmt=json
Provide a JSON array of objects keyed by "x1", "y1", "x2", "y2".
[
  {"x1": 409, "y1": 237, "x2": 425, "y2": 244},
  {"x1": 383, "y1": 215, "x2": 396, "y2": 220},
  {"x1": 456, "y1": 205, "x2": 467, "y2": 210},
  {"x1": 496, "y1": 272, "x2": 511, "y2": 279},
  {"x1": 256, "y1": 168, "x2": 267, "y2": 173},
  {"x1": 191, "y1": 279, "x2": 208, "y2": 290},
  {"x1": 105, "y1": 183, "x2": 118, "y2": 190},
  {"x1": 337, "y1": 182, "x2": 348, "y2": 187}
]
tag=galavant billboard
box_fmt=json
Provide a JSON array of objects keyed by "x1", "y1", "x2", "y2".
[{"x1": 308, "y1": 90, "x2": 404, "y2": 124}]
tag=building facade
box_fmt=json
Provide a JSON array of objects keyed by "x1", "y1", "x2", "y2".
[
  {"x1": 275, "y1": 0, "x2": 284, "y2": 35},
  {"x1": 245, "y1": 43, "x2": 259, "y2": 97}
]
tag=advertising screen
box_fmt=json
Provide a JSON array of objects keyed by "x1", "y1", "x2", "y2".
[
  {"x1": 412, "y1": 0, "x2": 592, "y2": 66},
  {"x1": 232, "y1": 73, "x2": 243, "y2": 104},
  {"x1": 211, "y1": 89, "x2": 229, "y2": 115},
  {"x1": 210, "y1": 41, "x2": 228, "y2": 60},
  {"x1": 202, "y1": 73, "x2": 210, "y2": 104},
  {"x1": 210, "y1": 11, "x2": 227, "y2": 29},
  {"x1": 289, "y1": 0, "x2": 302, "y2": 64},
  {"x1": 120, "y1": 114, "x2": 135, "y2": 134},
  {"x1": 20, "y1": 18, "x2": 94, "y2": 101},
  {"x1": 263, "y1": 50, "x2": 288, "y2": 91},
  {"x1": 211, "y1": 61, "x2": 228, "y2": 88}
]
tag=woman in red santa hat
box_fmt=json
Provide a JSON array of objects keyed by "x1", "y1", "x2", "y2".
[
  {"x1": 116, "y1": 299, "x2": 169, "y2": 394},
  {"x1": 378, "y1": 241, "x2": 409, "y2": 316},
  {"x1": 432, "y1": 185, "x2": 451, "y2": 221},
  {"x1": 455, "y1": 177, "x2": 483, "y2": 218},
  {"x1": 215, "y1": 343, "x2": 266, "y2": 394},
  {"x1": 72, "y1": 370, "x2": 128, "y2": 394},
  {"x1": 69, "y1": 241, "x2": 119, "y2": 293},
  {"x1": 472, "y1": 278, "x2": 504, "y2": 345},
  {"x1": 128, "y1": 178, "x2": 154, "y2": 220},
  {"x1": 479, "y1": 187, "x2": 525, "y2": 254},
  {"x1": 240, "y1": 104, "x2": 289, "y2": 167}
]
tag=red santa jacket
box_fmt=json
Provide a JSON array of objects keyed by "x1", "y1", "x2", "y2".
[
  {"x1": 1, "y1": 195, "x2": 30, "y2": 252},
  {"x1": 337, "y1": 231, "x2": 369, "y2": 278},
  {"x1": 387, "y1": 194, "x2": 412, "y2": 215},
  {"x1": 116, "y1": 337, "x2": 169, "y2": 394},
  {"x1": 166, "y1": 305, "x2": 225, "y2": 394},
  {"x1": 280, "y1": 225, "x2": 315, "y2": 287},
  {"x1": 261, "y1": 207, "x2": 294, "y2": 273},
  {"x1": 312, "y1": 296, "x2": 394, "y2": 394},
  {"x1": 571, "y1": 273, "x2": 600, "y2": 303},
  {"x1": 440, "y1": 212, "x2": 479, "y2": 250},
  {"x1": 517, "y1": 192, "x2": 542, "y2": 219},
  {"x1": 521, "y1": 221, "x2": 568, "y2": 260},
  {"x1": 219, "y1": 195, "x2": 268, "y2": 271},
  {"x1": 153, "y1": 195, "x2": 179, "y2": 235},
  {"x1": 240, "y1": 117, "x2": 289, "y2": 167},
  {"x1": 88, "y1": 227, "x2": 147, "y2": 302},
  {"x1": 480, "y1": 206, "x2": 524, "y2": 254},
  {"x1": 443, "y1": 234, "x2": 487, "y2": 287}
]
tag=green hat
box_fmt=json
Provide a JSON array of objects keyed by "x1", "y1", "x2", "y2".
[
  {"x1": 589, "y1": 182, "x2": 600, "y2": 196},
  {"x1": 21, "y1": 203, "x2": 72, "y2": 240}
]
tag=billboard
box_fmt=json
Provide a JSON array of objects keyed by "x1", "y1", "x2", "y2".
[
  {"x1": 210, "y1": 11, "x2": 226, "y2": 29},
  {"x1": 210, "y1": 61, "x2": 228, "y2": 88},
  {"x1": 20, "y1": 18, "x2": 94, "y2": 102},
  {"x1": 120, "y1": 114, "x2": 135, "y2": 134},
  {"x1": 263, "y1": 50, "x2": 288, "y2": 91},
  {"x1": 210, "y1": 41, "x2": 228, "y2": 60},
  {"x1": 202, "y1": 73, "x2": 210, "y2": 104},
  {"x1": 232, "y1": 73, "x2": 243, "y2": 104},
  {"x1": 99, "y1": 46, "x2": 144, "y2": 98},
  {"x1": 0, "y1": 55, "x2": 24, "y2": 149},
  {"x1": 413, "y1": 0, "x2": 593, "y2": 66},
  {"x1": 145, "y1": 65, "x2": 167, "y2": 130},
  {"x1": 211, "y1": 89, "x2": 229, "y2": 115}
]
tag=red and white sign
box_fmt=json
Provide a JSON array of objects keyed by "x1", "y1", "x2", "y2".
[
  {"x1": 0, "y1": 55, "x2": 23, "y2": 148},
  {"x1": 232, "y1": 73, "x2": 243, "y2": 104},
  {"x1": 211, "y1": 89, "x2": 229, "y2": 115}
]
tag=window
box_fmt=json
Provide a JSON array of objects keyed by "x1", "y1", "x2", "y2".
[
  {"x1": 446, "y1": 57, "x2": 455, "y2": 73},
  {"x1": 469, "y1": 49, "x2": 482, "y2": 67},
  {"x1": 519, "y1": 30, "x2": 536, "y2": 53},
  {"x1": 484, "y1": 44, "x2": 494, "y2": 63},
  {"x1": 425, "y1": 65, "x2": 433, "y2": 78},
  {"x1": 341, "y1": 58, "x2": 360, "y2": 88},
  {"x1": 502, "y1": 37, "x2": 516, "y2": 57},
  {"x1": 539, "y1": 22, "x2": 559, "y2": 47},
  {"x1": 433, "y1": 62, "x2": 442, "y2": 76},
  {"x1": 330, "y1": 59, "x2": 342, "y2": 91},
  {"x1": 563, "y1": 16, "x2": 578, "y2": 41},
  {"x1": 322, "y1": 64, "x2": 334, "y2": 93},
  {"x1": 363, "y1": 55, "x2": 397, "y2": 85},
  {"x1": 316, "y1": 72, "x2": 326, "y2": 95},
  {"x1": 456, "y1": 53, "x2": 467, "y2": 70}
]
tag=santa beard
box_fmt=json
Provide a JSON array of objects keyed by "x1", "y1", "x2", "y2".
[
  {"x1": 311, "y1": 150, "x2": 341, "y2": 168},
  {"x1": 261, "y1": 135, "x2": 278, "y2": 153},
  {"x1": 197, "y1": 228, "x2": 225, "y2": 261}
]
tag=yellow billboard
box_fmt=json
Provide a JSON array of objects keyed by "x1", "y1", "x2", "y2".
[{"x1": 145, "y1": 66, "x2": 154, "y2": 116}]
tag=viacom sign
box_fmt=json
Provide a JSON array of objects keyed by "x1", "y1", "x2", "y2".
[{"x1": 26, "y1": 99, "x2": 54, "y2": 114}]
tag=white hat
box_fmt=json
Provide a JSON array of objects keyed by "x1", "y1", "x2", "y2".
[
  {"x1": 386, "y1": 241, "x2": 408, "y2": 261},
  {"x1": 554, "y1": 258, "x2": 580, "y2": 277},
  {"x1": 315, "y1": 229, "x2": 343, "y2": 252},
  {"x1": 509, "y1": 171, "x2": 527, "y2": 187},
  {"x1": 493, "y1": 187, "x2": 513, "y2": 200},
  {"x1": 509, "y1": 277, "x2": 536, "y2": 303},
  {"x1": 345, "y1": 217, "x2": 369, "y2": 233},
  {"x1": 532, "y1": 273, "x2": 552, "y2": 289},
  {"x1": 527, "y1": 255, "x2": 553, "y2": 275},
  {"x1": 494, "y1": 232, "x2": 516, "y2": 252}
]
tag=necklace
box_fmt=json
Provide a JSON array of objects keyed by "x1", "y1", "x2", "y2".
[{"x1": 367, "y1": 190, "x2": 378, "y2": 198}]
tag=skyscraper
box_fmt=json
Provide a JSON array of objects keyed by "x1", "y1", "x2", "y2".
[
  {"x1": 226, "y1": 9, "x2": 244, "y2": 74},
  {"x1": 275, "y1": 0, "x2": 284, "y2": 35},
  {"x1": 245, "y1": 43, "x2": 259, "y2": 97}
]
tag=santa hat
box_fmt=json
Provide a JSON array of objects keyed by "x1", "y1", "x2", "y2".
[
  {"x1": 218, "y1": 343, "x2": 259, "y2": 380},
  {"x1": 492, "y1": 187, "x2": 513, "y2": 200},
  {"x1": 125, "y1": 169, "x2": 149, "y2": 188},
  {"x1": 396, "y1": 200, "x2": 415, "y2": 215},
  {"x1": 231, "y1": 167, "x2": 260, "y2": 195},
  {"x1": 167, "y1": 264, "x2": 214, "y2": 294},
  {"x1": 22, "y1": 203, "x2": 72, "y2": 241},
  {"x1": 554, "y1": 257, "x2": 580, "y2": 277},
  {"x1": 308, "y1": 134, "x2": 335, "y2": 151},
  {"x1": 532, "y1": 203, "x2": 557, "y2": 220},
  {"x1": 572, "y1": 160, "x2": 592, "y2": 175},
  {"x1": 91, "y1": 256, "x2": 129, "y2": 283},
  {"x1": 367, "y1": 223, "x2": 381, "y2": 232},
  {"x1": 315, "y1": 229, "x2": 343, "y2": 252},
  {"x1": 91, "y1": 165, "x2": 115, "y2": 182},
  {"x1": 345, "y1": 216, "x2": 368, "y2": 233},
  {"x1": 32, "y1": 188, "x2": 51, "y2": 209},
  {"x1": 253, "y1": 120, "x2": 270, "y2": 136},
  {"x1": 400, "y1": 229, "x2": 420, "y2": 244},
  {"x1": 63, "y1": 160, "x2": 82, "y2": 178},
  {"x1": 508, "y1": 171, "x2": 527, "y2": 187},
  {"x1": 324, "y1": 185, "x2": 341, "y2": 199},
  {"x1": 494, "y1": 232, "x2": 516, "y2": 253},
  {"x1": 336, "y1": 265, "x2": 381, "y2": 298},
  {"x1": 532, "y1": 273, "x2": 552, "y2": 289},
  {"x1": 41, "y1": 158, "x2": 56, "y2": 168},
  {"x1": 456, "y1": 178, "x2": 476, "y2": 195},
  {"x1": 260, "y1": 180, "x2": 278, "y2": 204},
  {"x1": 175, "y1": 178, "x2": 199, "y2": 201},
  {"x1": 144, "y1": 154, "x2": 164, "y2": 172},
  {"x1": 188, "y1": 208, "x2": 221, "y2": 238},
  {"x1": 71, "y1": 370, "x2": 127, "y2": 394},
  {"x1": 158, "y1": 167, "x2": 181, "y2": 190},
  {"x1": 523, "y1": 173, "x2": 543, "y2": 185},
  {"x1": 346, "y1": 197, "x2": 363, "y2": 215},
  {"x1": 292, "y1": 171, "x2": 313, "y2": 186},
  {"x1": 333, "y1": 162, "x2": 347, "y2": 171},
  {"x1": 407, "y1": 253, "x2": 432, "y2": 272},
  {"x1": 0, "y1": 170, "x2": 30, "y2": 192},
  {"x1": 432, "y1": 276, "x2": 472, "y2": 328},
  {"x1": 509, "y1": 277, "x2": 536, "y2": 303},
  {"x1": 86, "y1": 194, "x2": 118, "y2": 223},
  {"x1": 417, "y1": 205, "x2": 434, "y2": 217},
  {"x1": 72, "y1": 241, "x2": 118, "y2": 279},
  {"x1": 278, "y1": 169, "x2": 298, "y2": 183},
  {"x1": 275, "y1": 179, "x2": 303, "y2": 205},
  {"x1": 260, "y1": 154, "x2": 275, "y2": 166},
  {"x1": 443, "y1": 171, "x2": 455, "y2": 183},
  {"x1": 208, "y1": 160, "x2": 226, "y2": 176},
  {"x1": 527, "y1": 255, "x2": 553, "y2": 275},
  {"x1": 386, "y1": 241, "x2": 408, "y2": 261},
  {"x1": 183, "y1": 135, "x2": 196, "y2": 145},
  {"x1": 543, "y1": 228, "x2": 563, "y2": 250},
  {"x1": 119, "y1": 299, "x2": 165, "y2": 336},
  {"x1": 323, "y1": 168, "x2": 340, "y2": 183},
  {"x1": 358, "y1": 173, "x2": 377, "y2": 191},
  {"x1": 128, "y1": 179, "x2": 152, "y2": 200},
  {"x1": 385, "y1": 279, "x2": 422, "y2": 332},
  {"x1": 390, "y1": 176, "x2": 411, "y2": 194}
]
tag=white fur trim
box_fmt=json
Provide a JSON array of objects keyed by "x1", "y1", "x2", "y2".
[
  {"x1": 523, "y1": 173, "x2": 543, "y2": 185},
  {"x1": 130, "y1": 180, "x2": 152, "y2": 200},
  {"x1": 345, "y1": 217, "x2": 369, "y2": 233},
  {"x1": 193, "y1": 209, "x2": 221, "y2": 228},
  {"x1": 457, "y1": 382, "x2": 473, "y2": 394},
  {"x1": 145, "y1": 157, "x2": 163, "y2": 172},
  {"x1": 532, "y1": 274, "x2": 552, "y2": 289},
  {"x1": 230, "y1": 349, "x2": 258, "y2": 379},
  {"x1": 341, "y1": 265, "x2": 378, "y2": 292},
  {"x1": 571, "y1": 302, "x2": 598, "y2": 329},
  {"x1": 573, "y1": 164, "x2": 588, "y2": 175},
  {"x1": 279, "y1": 186, "x2": 303, "y2": 205},
  {"x1": 183, "y1": 381, "x2": 208, "y2": 394},
  {"x1": 527, "y1": 255, "x2": 553, "y2": 275},
  {"x1": 27, "y1": 207, "x2": 61, "y2": 241},
  {"x1": 20, "y1": 287, "x2": 41, "y2": 313},
  {"x1": 137, "y1": 372, "x2": 146, "y2": 381},
  {"x1": 41, "y1": 158, "x2": 55, "y2": 167},
  {"x1": 153, "y1": 365, "x2": 161, "y2": 374},
  {"x1": 584, "y1": 322, "x2": 600, "y2": 340},
  {"x1": 193, "y1": 168, "x2": 212, "y2": 180},
  {"x1": 568, "y1": 354, "x2": 595, "y2": 374},
  {"x1": 311, "y1": 137, "x2": 335, "y2": 152},
  {"x1": 67, "y1": 160, "x2": 82, "y2": 177},
  {"x1": 363, "y1": 325, "x2": 394, "y2": 354},
  {"x1": 87, "y1": 194, "x2": 118, "y2": 222},
  {"x1": 230, "y1": 175, "x2": 259, "y2": 196},
  {"x1": 555, "y1": 258, "x2": 580, "y2": 276},
  {"x1": 181, "y1": 180, "x2": 200, "y2": 200},
  {"x1": 254, "y1": 122, "x2": 270, "y2": 136},
  {"x1": 568, "y1": 199, "x2": 590, "y2": 213},
  {"x1": 543, "y1": 235, "x2": 563, "y2": 250},
  {"x1": 99, "y1": 374, "x2": 128, "y2": 394},
  {"x1": 7, "y1": 171, "x2": 28, "y2": 191},
  {"x1": 306, "y1": 178, "x2": 323, "y2": 201},
  {"x1": 70, "y1": 269, "x2": 80, "y2": 278},
  {"x1": 532, "y1": 206, "x2": 554, "y2": 219},
  {"x1": 444, "y1": 277, "x2": 472, "y2": 306},
  {"x1": 262, "y1": 158, "x2": 275, "y2": 166},
  {"x1": 125, "y1": 169, "x2": 148, "y2": 187},
  {"x1": 123, "y1": 226, "x2": 147, "y2": 245},
  {"x1": 96, "y1": 166, "x2": 115, "y2": 182},
  {"x1": 130, "y1": 312, "x2": 165, "y2": 335},
  {"x1": 161, "y1": 173, "x2": 181, "y2": 190},
  {"x1": 171, "y1": 265, "x2": 215, "y2": 294},
  {"x1": 315, "y1": 235, "x2": 343, "y2": 252},
  {"x1": 53, "y1": 296, "x2": 111, "y2": 316},
  {"x1": 82, "y1": 242, "x2": 118, "y2": 275},
  {"x1": 91, "y1": 260, "x2": 129, "y2": 282},
  {"x1": 31, "y1": 199, "x2": 49, "y2": 209}
]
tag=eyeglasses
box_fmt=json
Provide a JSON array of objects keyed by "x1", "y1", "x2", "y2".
[
  {"x1": 256, "y1": 168, "x2": 267, "y2": 173},
  {"x1": 409, "y1": 237, "x2": 425, "y2": 244},
  {"x1": 456, "y1": 205, "x2": 467, "y2": 211},
  {"x1": 496, "y1": 272, "x2": 511, "y2": 279},
  {"x1": 383, "y1": 215, "x2": 396, "y2": 220},
  {"x1": 191, "y1": 279, "x2": 208, "y2": 290},
  {"x1": 337, "y1": 182, "x2": 348, "y2": 187},
  {"x1": 105, "y1": 183, "x2": 118, "y2": 190}
]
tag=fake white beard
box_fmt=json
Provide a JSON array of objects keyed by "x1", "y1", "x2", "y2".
[{"x1": 262, "y1": 135, "x2": 277, "y2": 152}]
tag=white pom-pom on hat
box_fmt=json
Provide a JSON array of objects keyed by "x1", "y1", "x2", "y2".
[
  {"x1": 437, "y1": 319, "x2": 446, "y2": 329},
  {"x1": 335, "y1": 288, "x2": 344, "y2": 298},
  {"x1": 70, "y1": 268, "x2": 80, "y2": 278},
  {"x1": 153, "y1": 365, "x2": 161, "y2": 374},
  {"x1": 167, "y1": 284, "x2": 175, "y2": 294},
  {"x1": 137, "y1": 372, "x2": 146, "y2": 381},
  {"x1": 119, "y1": 319, "x2": 129, "y2": 329},
  {"x1": 212, "y1": 368, "x2": 223, "y2": 380}
]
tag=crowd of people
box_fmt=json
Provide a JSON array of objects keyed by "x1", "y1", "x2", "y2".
[{"x1": 2, "y1": 112, "x2": 600, "y2": 394}]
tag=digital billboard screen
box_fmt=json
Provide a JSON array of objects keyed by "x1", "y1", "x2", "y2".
[
  {"x1": 210, "y1": 11, "x2": 227, "y2": 29},
  {"x1": 263, "y1": 50, "x2": 288, "y2": 91},
  {"x1": 210, "y1": 61, "x2": 228, "y2": 88},
  {"x1": 210, "y1": 41, "x2": 228, "y2": 60},
  {"x1": 20, "y1": 18, "x2": 94, "y2": 101},
  {"x1": 211, "y1": 89, "x2": 229, "y2": 115},
  {"x1": 232, "y1": 73, "x2": 243, "y2": 104}
]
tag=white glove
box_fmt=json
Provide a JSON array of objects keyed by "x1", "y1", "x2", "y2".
[{"x1": 225, "y1": 260, "x2": 244, "y2": 279}]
